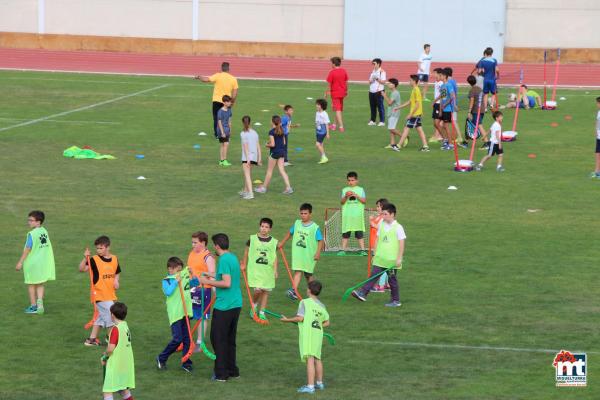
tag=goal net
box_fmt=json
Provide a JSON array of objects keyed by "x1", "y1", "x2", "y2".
[{"x1": 323, "y1": 208, "x2": 378, "y2": 252}]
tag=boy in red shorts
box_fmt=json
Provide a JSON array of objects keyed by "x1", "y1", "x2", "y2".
[{"x1": 325, "y1": 57, "x2": 348, "y2": 133}]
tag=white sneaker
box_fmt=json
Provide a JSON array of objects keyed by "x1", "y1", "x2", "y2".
[
  {"x1": 284, "y1": 162, "x2": 291, "y2": 166},
  {"x1": 238, "y1": 190, "x2": 247, "y2": 196},
  {"x1": 254, "y1": 186, "x2": 267, "y2": 193},
  {"x1": 368, "y1": 121, "x2": 376, "y2": 126},
  {"x1": 377, "y1": 122, "x2": 385, "y2": 127},
  {"x1": 243, "y1": 192, "x2": 255, "y2": 199},
  {"x1": 282, "y1": 187, "x2": 294, "y2": 195}
]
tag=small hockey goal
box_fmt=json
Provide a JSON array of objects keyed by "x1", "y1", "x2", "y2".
[{"x1": 323, "y1": 208, "x2": 378, "y2": 252}]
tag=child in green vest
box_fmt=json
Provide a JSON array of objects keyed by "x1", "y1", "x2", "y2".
[
  {"x1": 156, "y1": 257, "x2": 198, "y2": 372},
  {"x1": 15, "y1": 210, "x2": 56, "y2": 314},
  {"x1": 352, "y1": 203, "x2": 406, "y2": 307},
  {"x1": 241, "y1": 217, "x2": 278, "y2": 321},
  {"x1": 339, "y1": 171, "x2": 367, "y2": 256},
  {"x1": 281, "y1": 280, "x2": 330, "y2": 394},
  {"x1": 101, "y1": 302, "x2": 135, "y2": 400},
  {"x1": 278, "y1": 203, "x2": 324, "y2": 300}
]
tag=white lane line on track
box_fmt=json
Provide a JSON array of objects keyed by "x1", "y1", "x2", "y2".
[
  {"x1": 349, "y1": 340, "x2": 599, "y2": 354},
  {"x1": 0, "y1": 117, "x2": 120, "y2": 125},
  {"x1": 0, "y1": 84, "x2": 169, "y2": 133}
]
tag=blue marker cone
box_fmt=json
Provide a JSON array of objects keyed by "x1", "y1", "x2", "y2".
[{"x1": 135, "y1": 154, "x2": 145, "y2": 159}]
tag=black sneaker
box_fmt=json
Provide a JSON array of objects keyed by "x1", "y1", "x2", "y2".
[
  {"x1": 211, "y1": 374, "x2": 227, "y2": 382},
  {"x1": 286, "y1": 288, "x2": 298, "y2": 300},
  {"x1": 156, "y1": 356, "x2": 167, "y2": 370},
  {"x1": 458, "y1": 141, "x2": 468, "y2": 149},
  {"x1": 181, "y1": 364, "x2": 193, "y2": 373}
]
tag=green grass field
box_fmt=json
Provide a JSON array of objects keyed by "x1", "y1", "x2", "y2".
[{"x1": 1, "y1": 70, "x2": 599, "y2": 400}]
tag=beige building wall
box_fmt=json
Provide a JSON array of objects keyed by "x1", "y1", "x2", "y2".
[
  {"x1": 44, "y1": 0, "x2": 192, "y2": 39},
  {"x1": 197, "y1": 0, "x2": 343, "y2": 43},
  {"x1": 0, "y1": 0, "x2": 38, "y2": 33},
  {"x1": 506, "y1": 0, "x2": 600, "y2": 48}
]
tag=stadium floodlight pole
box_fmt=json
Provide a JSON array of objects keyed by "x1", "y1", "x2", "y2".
[
  {"x1": 278, "y1": 248, "x2": 303, "y2": 300},
  {"x1": 84, "y1": 254, "x2": 98, "y2": 329},
  {"x1": 240, "y1": 264, "x2": 269, "y2": 325},
  {"x1": 262, "y1": 309, "x2": 336, "y2": 345},
  {"x1": 543, "y1": 50, "x2": 548, "y2": 108},
  {"x1": 177, "y1": 280, "x2": 196, "y2": 363},
  {"x1": 468, "y1": 92, "x2": 484, "y2": 162},
  {"x1": 551, "y1": 48, "x2": 561, "y2": 103}
]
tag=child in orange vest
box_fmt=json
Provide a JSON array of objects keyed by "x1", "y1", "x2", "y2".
[
  {"x1": 79, "y1": 235, "x2": 121, "y2": 346},
  {"x1": 187, "y1": 231, "x2": 216, "y2": 347}
]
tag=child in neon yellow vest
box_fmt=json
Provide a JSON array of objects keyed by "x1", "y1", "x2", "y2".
[
  {"x1": 339, "y1": 171, "x2": 367, "y2": 255},
  {"x1": 101, "y1": 302, "x2": 135, "y2": 400},
  {"x1": 281, "y1": 280, "x2": 330, "y2": 394},
  {"x1": 15, "y1": 210, "x2": 55, "y2": 315},
  {"x1": 278, "y1": 203, "x2": 324, "y2": 300},
  {"x1": 157, "y1": 257, "x2": 199, "y2": 372},
  {"x1": 352, "y1": 203, "x2": 405, "y2": 307},
  {"x1": 241, "y1": 217, "x2": 278, "y2": 321}
]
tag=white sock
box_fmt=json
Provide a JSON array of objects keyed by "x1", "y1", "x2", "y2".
[
  {"x1": 307, "y1": 385, "x2": 314, "y2": 389},
  {"x1": 316, "y1": 381, "x2": 323, "y2": 385}
]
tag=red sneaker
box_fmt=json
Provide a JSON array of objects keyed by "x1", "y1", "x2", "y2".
[{"x1": 329, "y1": 124, "x2": 337, "y2": 131}]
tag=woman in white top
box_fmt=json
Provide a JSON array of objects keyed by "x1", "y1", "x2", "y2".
[{"x1": 240, "y1": 115, "x2": 261, "y2": 200}]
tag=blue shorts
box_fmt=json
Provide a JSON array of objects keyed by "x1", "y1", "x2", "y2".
[
  {"x1": 596, "y1": 138, "x2": 600, "y2": 153},
  {"x1": 519, "y1": 96, "x2": 536, "y2": 108},
  {"x1": 483, "y1": 80, "x2": 497, "y2": 94},
  {"x1": 316, "y1": 134, "x2": 327, "y2": 143},
  {"x1": 470, "y1": 112, "x2": 485, "y2": 125},
  {"x1": 417, "y1": 74, "x2": 429, "y2": 83},
  {"x1": 191, "y1": 287, "x2": 212, "y2": 320}
]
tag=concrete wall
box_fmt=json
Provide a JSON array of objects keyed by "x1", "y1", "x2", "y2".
[
  {"x1": 197, "y1": 0, "x2": 344, "y2": 44},
  {"x1": 505, "y1": 0, "x2": 600, "y2": 48},
  {"x1": 343, "y1": 0, "x2": 506, "y2": 62},
  {"x1": 0, "y1": 0, "x2": 38, "y2": 33}
]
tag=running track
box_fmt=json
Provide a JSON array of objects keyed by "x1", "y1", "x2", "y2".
[{"x1": 1, "y1": 48, "x2": 599, "y2": 87}]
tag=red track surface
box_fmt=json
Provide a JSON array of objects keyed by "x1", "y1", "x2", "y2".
[{"x1": 1, "y1": 48, "x2": 599, "y2": 87}]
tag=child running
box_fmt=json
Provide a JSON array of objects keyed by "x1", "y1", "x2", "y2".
[
  {"x1": 281, "y1": 105, "x2": 299, "y2": 166},
  {"x1": 254, "y1": 115, "x2": 293, "y2": 194},
  {"x1": 352, "y1": 203, "x2": 406, "y2": 307},
  {"x1": 339, "y1": 171, "x2": 367, "y2": 255},
  {"x1": 156, "y1": 257, "x2": 198, "y2": 373},
  {"x1": 101, "y1": 302, "x2": 135, "y2": 400},
  {"x1": 217, "y1": 95, "x2": 233, "y2": 167},
  {"x1": 241, "y1": 217, "x2": 278, "y2": 321},
  {"x1": 396, "y1": 75, "x2": 430, "y2": 152},
  {"x1": 382, "y1": 78, "x2": 402, "y2": 150},
  {"x1": 278, "y1": 203, "x2": 324, "y2": 301},
  {"x1": 476, "y1": 111, "x2": 505, "y2": 172},
  {"x1": 240, "y1": 115, "x2": 261, "y2": 200},
  {"x1": 15, "y1": 210, "x2": 55, "y2": 314},
  {"x1": 315, "y1": 99, "x2": 331, "y2": 164},
  {"x1": 187, "y1": 231, "x2": 216, "y2": 349},
  {"x1": 280, "y1": 280, "x2": 330, "y2": 394},
  {"x1": 368, "y1": 198, "x2": 390, "y2": 293},
  {"x1": 79, "y1": 236, "x2": 121, "y2": 346}
]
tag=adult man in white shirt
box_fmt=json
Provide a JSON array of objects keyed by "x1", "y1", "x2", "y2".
[
  {"x1": 368, "y1": 58, "x2": 387, "y2": 126},
  {"x1": 417, "y1": 44, "x2": 433, "y2": 101}
]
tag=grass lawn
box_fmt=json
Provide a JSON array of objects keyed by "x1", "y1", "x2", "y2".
[{"x1": 0, "y1": 70, "x2": 599, "y2": 400}]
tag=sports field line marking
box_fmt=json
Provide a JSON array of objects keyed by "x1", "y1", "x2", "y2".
[
  {"x1": 2, "y1": 67, "x2": 600, "y2": 89},
  {"x1": 0, "y1": 84, "x2": 168, "y2": 133},
  {"x1": 349, "y1": 340, "x2": 600, "y2": 355},
  {"x1": 0, "y1": 117, "x2": 121, "y2": 125}
]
